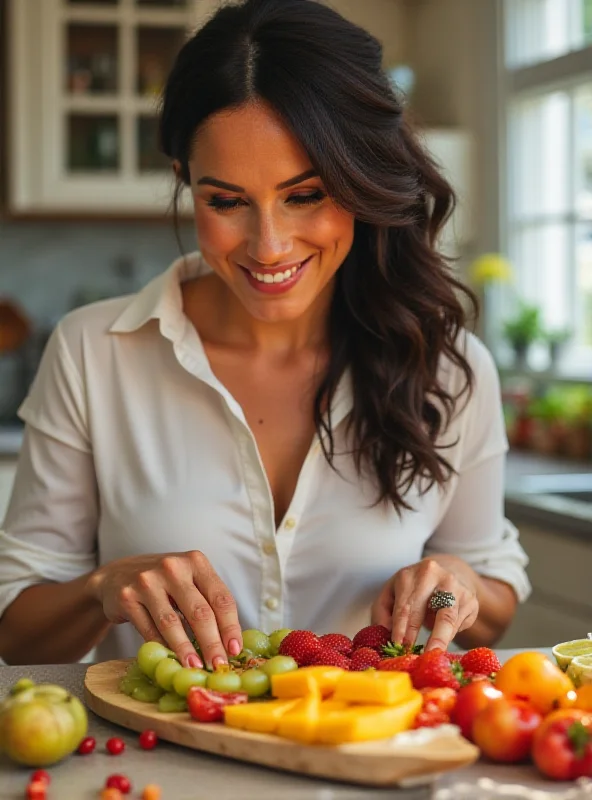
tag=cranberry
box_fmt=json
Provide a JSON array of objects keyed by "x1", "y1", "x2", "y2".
[
  {"x1": 106, "y1": 736, "x2": 125, "y2": 755},
  {"x1": 77, "y1": 736, "x2": 96, "y2": 755},
  {"x1": 106, "y1": 774, "x2": 132, "y2": 794},
  {"x1": 139, "y1": 729, "x2": 158, "y2": 750},
  {"x1": 30, "y1": 770, "x2": 50, "y2": 786}
]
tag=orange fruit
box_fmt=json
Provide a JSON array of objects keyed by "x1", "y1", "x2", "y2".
[
  {"x1": 567, "y1": 685, "x2": 592, "y2": 712},
  {"x1": 494, "y1": 651, "x2": 574, "y2": 715}
]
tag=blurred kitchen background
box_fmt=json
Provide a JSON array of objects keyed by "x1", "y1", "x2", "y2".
[{"x1": 0, "y1": 0, "x2": 591, "y2": 647}]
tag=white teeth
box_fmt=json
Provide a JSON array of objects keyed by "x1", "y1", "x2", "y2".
[{"x1": 249, "y1": 262, "x2": 304, "y2": 284}]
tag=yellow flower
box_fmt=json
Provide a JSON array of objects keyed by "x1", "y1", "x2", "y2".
[{"x1": 469, "y1": 253, "x2": 515, "y2": 285}]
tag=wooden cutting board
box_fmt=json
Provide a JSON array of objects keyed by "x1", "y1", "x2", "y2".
[{"x1": 84, "y1": 659, "x2": 479, "y2": 788}]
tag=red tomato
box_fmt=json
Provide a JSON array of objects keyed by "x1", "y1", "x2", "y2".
[
  {"x1": 106, "y1": 737, "x2": 125, "y2": 755},
  {"x1": 26, "y1": 782, "x2": 47, "y2": 800},
  {"x1": 451, "y1": 681, "x2": 503, "y2": 741},
  {"x1": 106, "y1": 774, "x2": 132, "y2": 794},
  {"x1": 532, "y1": 710, "x2": 592, "y2": 780},
  {"x1": 472, "y1": 696, "x2": 542, "y2": 763},
  {"x1": 139, "y1": 729, "x2": 158, "y2": 750},
  {"x1": 30, "y1": 770, "x2": 50, "y2": 787},
  {"x1": 187, "y1": 687, "x2": 248, "y2": 723}
]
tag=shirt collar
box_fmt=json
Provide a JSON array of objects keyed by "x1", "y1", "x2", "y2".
[{"x1": 109, "y1": 251, "x2": 210, "y2": 335}]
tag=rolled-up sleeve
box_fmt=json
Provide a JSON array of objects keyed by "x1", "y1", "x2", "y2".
[
  {"x1": 423, "y1": 334, "x2": 532, "y2": 603},
  {"x1": 0, "y1": 322, "x2": 99, "y2": 619}
]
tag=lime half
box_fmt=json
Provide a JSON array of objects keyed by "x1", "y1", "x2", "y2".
[
  {"x1": 567, "y1": 655, "x2": 592, "y2": 688},
  {"x1": 552, "y1": 639, "x2": 592, "y2": 672}
]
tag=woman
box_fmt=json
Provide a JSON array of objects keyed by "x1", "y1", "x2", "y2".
[{"x1": 0, "y1": 0, "x2": 530, "y2": 669}]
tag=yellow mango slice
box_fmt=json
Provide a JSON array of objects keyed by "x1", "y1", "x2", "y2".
[
  {"x1": 271, "y1": 666, "x2": 344, "y2": 699},
  {"x1": 223, "y1": 698, "x2": 299, "y2": 733},
  {"x1": 332, "y1": 670, "x2": 413, "y2": 705},
  {"x1": 316, "y1": 690, "x2": 423, "y2": 744},
  {"x1": 276, "y1": 692, "x2": 321, "y2": 743}
]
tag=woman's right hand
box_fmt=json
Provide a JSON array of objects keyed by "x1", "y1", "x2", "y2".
[{"x1": 85, "y1": 550, "x2": 242, "y2": 669}]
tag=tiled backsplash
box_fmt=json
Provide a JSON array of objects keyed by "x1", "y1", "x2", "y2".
[{"x1": 0, "y1": 218, "x2": 196, "y2": 420}]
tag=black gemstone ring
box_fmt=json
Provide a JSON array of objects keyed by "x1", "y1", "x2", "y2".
[{"x1": 428, "y1": 590, "x2": 456, "y2": 611}]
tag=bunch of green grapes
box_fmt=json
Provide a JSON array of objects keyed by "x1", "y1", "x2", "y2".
[{"x1": 119, "y1": 630, "x2": 296, "y2": 714}]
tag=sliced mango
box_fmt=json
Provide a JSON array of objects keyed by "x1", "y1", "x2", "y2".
[
  {"x1": 276, "y1": 692, "x2": 321, "y2": 743},
  {"x1": 223, "y1": 698, "x2": 299, "y2": 733},
  {"x1": 332, "y1": 670, "x2": 413, "y2": 705},
  {"x1": 271, "y1": 666, "x2": 344, "y2": 699},
  {"x1": 315, "y1": 690, "x2": 423, "y2": 744}
]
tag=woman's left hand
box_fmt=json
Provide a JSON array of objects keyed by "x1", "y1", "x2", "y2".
[{"x1": 371, "y1": 556, "x2": 480, "y2": 651}]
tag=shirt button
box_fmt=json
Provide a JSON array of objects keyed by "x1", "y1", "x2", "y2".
[
  {"x1": 284, "y1": 517, "x2": 297, "y2": 530},
  {"x1": 265, "y1": 597, "x2": 279, "y2": 610},
  {"x1": 263, "y1": 542, "x2": 275, "y2": 555}
]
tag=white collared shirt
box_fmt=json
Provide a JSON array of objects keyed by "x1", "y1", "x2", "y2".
[{"x1": 0, "y1": 253, "x2": 531, "y2": 661}]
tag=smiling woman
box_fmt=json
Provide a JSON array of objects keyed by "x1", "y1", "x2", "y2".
[{"x1": 0, "y1": 0, "x2": 530, "y2": 669}]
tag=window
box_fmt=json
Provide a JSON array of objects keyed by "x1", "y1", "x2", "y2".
[{"x1": 503, "y1": 0, "x2": 592, "y2": 374}]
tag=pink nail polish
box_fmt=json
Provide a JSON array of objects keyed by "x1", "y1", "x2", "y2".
[
  {"x1": 212, "y1": 656, "x2": 227, "y2": 668},
  {"x1": 187, "y1": 654, "x2": 202, "y2": 668},
  {"x1": 228, "y1": 639, "x2": 241, "y2": 656}
]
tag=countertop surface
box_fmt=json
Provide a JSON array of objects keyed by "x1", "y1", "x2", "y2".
[{"x1": 1, "y1": 649, "x2": 586, "y2": 800}]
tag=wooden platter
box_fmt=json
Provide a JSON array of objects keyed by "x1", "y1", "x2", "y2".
[{"x1": 84, "y1": 659, "x2": 479, "y2": 788}]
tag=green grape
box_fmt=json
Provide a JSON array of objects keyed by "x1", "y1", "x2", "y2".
[
  {"x1": 125, "y1": 661, "x2": 145, "y2": 680},
  {"x1": 268, "y1": 629, "x2": 293, "y2": 656},
  {"x1": 132, "y1": 681, "x2": 164, "y2": 703},
  {"x1": 137, "y1": 641, "x2": 175, "y2": 680},
  {"x1": 239, "y1": 668, "x2": 270, "y2": 698},
  {"x1": 260, "y1": 655, "x2": 298, "y2": 677},
  {"x1": 206, "y1": 671, "x2": 243, "y2": 693},
  {"x1": 172, "y1": 667, "x2": 208, "y2": 698},
  {"x1": 154, "y1": 657, "x2": 183, "y2": 691},
  {"x1": 120, "y1": 675, "x2": 153, "y2": 697},
  {"x1": 241, "y1": 630, "x2": 271, "y2": 658},
  {"x1": 158, "y1": 691, "x2": 188, "y2": 713}
]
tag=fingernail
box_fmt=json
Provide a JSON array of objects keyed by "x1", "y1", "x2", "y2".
[
  {"x1": 187, "y1": 654, "x2": 202, "y2": 668},
  {"x1": 228, "y1": 639, "x2": 241, "y2": 656},
  {"x1": 213, "y1": 656, "x2": 227, "y2": 668}
]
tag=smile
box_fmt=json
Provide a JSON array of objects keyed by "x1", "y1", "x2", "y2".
[
  {"x1": 248, "y1": 264, "x2": 302, "y2": 284},
  {"x1": 239, "y1": 256, "x2": 313, "y2": 295}
]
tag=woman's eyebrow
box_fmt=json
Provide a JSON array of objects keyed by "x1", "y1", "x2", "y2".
[{"x1": 196, "y1": 169, "x2": 319, "y2": 192}]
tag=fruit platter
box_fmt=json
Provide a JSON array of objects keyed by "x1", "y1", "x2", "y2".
[{"x1": 1, "y1": 627, "x2": 592, "y2": 797}]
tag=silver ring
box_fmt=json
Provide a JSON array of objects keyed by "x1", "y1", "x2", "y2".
[{"x1": 428, "y1": 590, "x2": 456, "y2": 611}]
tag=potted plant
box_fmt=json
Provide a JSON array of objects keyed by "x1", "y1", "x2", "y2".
[
  {"x1": 543, "y1": 327, "x2": 572, "y2": 369},
  {"x1": 526, "y1": 392, "x2": 565, "y2": 456},
  {"x1": 502, "y1": 301, "x2": 543, "y2": 369}
]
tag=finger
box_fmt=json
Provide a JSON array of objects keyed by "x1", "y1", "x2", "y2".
[
  {"x1": 188, "y1": 551, "x2": 243, "y2": 659},
  {"x1": 425, "y1": 589, "x2": 462, "y2": 652},
  {"x1": 117, "y1": 585, "x2": 168, "y2": 647},
  {"x1": 456, "y1": 603, "x2": 479, "y2": 634},
  {"x1": 137, "y1": 574, "x2": 202, "y2": 667},
  {"x1": 370, "y1": 581, "x2": 395, "y2": 631},
  {"x1": 389, "y1": 571, "x2": 417, "y2": 645},
  {"x1": 397, "y1": 565, "x2": 442, "y2": 646}
]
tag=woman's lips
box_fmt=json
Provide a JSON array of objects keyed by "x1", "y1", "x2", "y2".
[{"x1": 240, "y1": 256, "x2": 313, "y2": 295}]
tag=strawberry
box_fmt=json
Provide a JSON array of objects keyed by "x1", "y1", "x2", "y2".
[
  {"x1": 461, "y1": 671, "x2": 493, "y2": 684},
  {"x1": 420, "y1": 687, "x2": 458, "y2": 714},
  {"x1": 349, "y1": 647, "x2": 381, "y2": 671},
  {"x1": 411, "y1": 649, "x2": 463, "y2": 691},
  {"x1": 443, "y1": 651, "x2": 462, "y2": 663},
  {"x1": 382, "y1": 641, "x2": 424, "y2": 657},
  {"x1": 278, "y1": 630, "x2": 321, "y2": 666},
  {"x1": 352, "y1": 625, "x2": 391, "y2": 652},
  {"x1": 413, "y1": 707, "x2": 451, "y2": 729},
  {"x1": 378, "y1": 654, "x2": 420, "y2": 673},
  {"x1": 319, "y1": 633, "x2": 353, "y2": 656},
  {"x1": 308, "y1": 646, "x2": 351, "y2": 670},
  {"x1": 460, "y1": 647, "x2": 501, "y2": 676}
]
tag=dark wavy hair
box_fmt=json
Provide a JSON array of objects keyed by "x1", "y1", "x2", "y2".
[{"x1": 159, "y1": 0, "x2": 478, "y2": 510}]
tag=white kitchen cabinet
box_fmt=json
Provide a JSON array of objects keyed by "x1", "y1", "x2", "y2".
[{"x1": 7, "y1": 0, "x2": 217, "y2": 216}]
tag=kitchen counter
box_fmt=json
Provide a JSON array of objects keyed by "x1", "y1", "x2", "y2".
[{"x1": 1, "y1": 649, "x2": 586, "y2": 800}]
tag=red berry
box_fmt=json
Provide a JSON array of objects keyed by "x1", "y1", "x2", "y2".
[
  {"x1": 349, "y1": 647, "x2": 381, "y2": 671},
  {"x1": 352, "y1": 625, "x2": 391, "y2": 652},
  {"x1": 106, "y1": 737, "x2": 126, "y2": 755},
  {"x1": 318, "y1": 633, "x2": 353, "y2": 656},
  {"x1": 411, "y1": 649, "x2": 462, "y2": 691},
  {"x1": 278, "y1": 630, "x2": 321, "y2": 666},
  {"x1": 106, "y1": 774, "x2": 132, "y2": 794},
  {"x1": 460, "y1": 647, "x2": 501, "y2": 676},
  {"x1": 30, "y1": 771, "x2": 50, "y2": 787},
  {"x1": 139, "y1": 729, "x2": 158, "y2": 750},
  {"x1": 308, "y1": 646, "x2": 351, "y2": 669},
  {"x1": 378, "y1": 654, "x2": 420, "y2": 672},
  {"x1": 413, "y1": 707, "x2": 451, "y2": 729},
  {"x1": 77, "y1": 736, "x2": 96, "y2": 755},
  {"x1": 26, "y1": 782, "x2": 47, "y2": 800}
]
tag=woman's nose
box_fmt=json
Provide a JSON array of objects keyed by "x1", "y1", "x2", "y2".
[{"x1": 247, "y1": 211, "x2": 293, "y2": 266}]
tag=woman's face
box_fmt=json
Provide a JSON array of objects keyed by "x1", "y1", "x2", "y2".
[{"x1": 187, "y1": 101, "x2": 355, "y2": 324}]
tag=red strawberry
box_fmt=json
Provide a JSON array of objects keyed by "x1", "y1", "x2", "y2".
[
  {"x1": 308, "y1": 646, "x2": 351, "y2": 670},
  {"x1": 378, "y1": 654, "x2": 420, "y2": 673},
  {"x1": 349, "y1": 647, "x2": 382, "y2": 671},
  {"x1": 413, "y1": 707, "x2": 450, "y2": 729},
  {"x1": 319, "y1": 633, "x2": 353, "y2": 656},
  {"x1": 278, "y1": 630, "x2": 321, "y2": 666},
  {"x1": 459, "y1": 647, "x2": 501, "y2": 676},
  {"x1": 443, "y1": 651, "x2": 462, "y2": 663},
  {"x1": 411, "y1": 649, "x2": 463, "y2": 691},
  {"x1": 352, "y1": 625, "x2": 391, "y2": 652},
  {"x1": 420, "y1": 687, "x2": 458, "y2": 714},
  {"x1": 462, "y1": 671, "x2": 493, "y2": 684}
]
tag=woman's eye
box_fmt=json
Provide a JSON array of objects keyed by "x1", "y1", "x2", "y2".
[
  {"x1": 206, "y1": 197, "x2": 244, "y2": 212},
  {"x1": 206, "y1": 190, "x2": 326, "y2": 213},
  {"x1": 287, "y1": 190, "x2": 326, "y2": 206}
]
